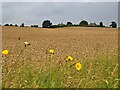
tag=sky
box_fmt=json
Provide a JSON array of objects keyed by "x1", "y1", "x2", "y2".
[
  {"x1": 1, "y1": 0, "x2": 120, "y2": 2},
  {"x1": 1, "y1": 0, "x2": 119, "y2": 27}
]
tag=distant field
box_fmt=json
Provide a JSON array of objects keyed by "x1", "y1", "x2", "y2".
[{"x1": 2, "y1": 26, "x2": 118, "y2": 88}]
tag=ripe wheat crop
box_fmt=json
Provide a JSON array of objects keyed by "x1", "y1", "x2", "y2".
[{"x1": 2, "y1": 26, "x2": 118, "y2": 88}]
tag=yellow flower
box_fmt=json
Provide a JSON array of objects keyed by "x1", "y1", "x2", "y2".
[
  {"x1": 2, "y1": 50, "x2": 8, "y2": 55},
  {"x1": 66, "y1": 55, "x2": 73, "y2": 61},
  {"x1": 49, "y1": 49, "x2": 54, "y2": 54},
  {"x1": 75, "y1": 63, "x2": 82, "y2": 71}
]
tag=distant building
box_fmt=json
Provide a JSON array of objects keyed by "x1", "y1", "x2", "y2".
[
  {"x1": 89, "y1": 23, "x2": 97, "y2": 26},
  {"x1": 58, "y1": 23, "x2": 65, "y2": 26}
]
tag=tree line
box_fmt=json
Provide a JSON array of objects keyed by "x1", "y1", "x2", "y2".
[
  {"x1": 2, "y1": 20, "x2": 117, "y2": 28},
  {"x1": 42, "y1": 20, "x2": 117, "y2": 28}
]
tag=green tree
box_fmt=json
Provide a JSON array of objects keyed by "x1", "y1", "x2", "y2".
[
  {"x1": 20, "y1": 23, "x2": 24, "y2": 27},
  {"x1": 4, "y1": 24, "x2": 9, "y2": 26},
  {"x1": 99, "y1": 22, "x2": 104, "y2": 27},
  {"x1": 15, "y1": 24, "x2": 18, "y2": 27},
  {"x1": 10, "y1": 24, "x2": 13, "y2": 26},
  {"x1": 79, "y1": 20, "x2": 88, "y2": 26},
  {"x1": 66, "y1": 22, "x2": 72, "y2": 26},
  {"x1": 35, "y1": 25, "x2": 38, "y2": 27},
  {"x1": 110, "y1": 21, "x2": 117, "y2": 28},
  {"x1": 42, "y1": 20, "x2": 52, "y2": 28},
  {"x1": 31, "y1": 25, "x2": 38, "y2": 27}
]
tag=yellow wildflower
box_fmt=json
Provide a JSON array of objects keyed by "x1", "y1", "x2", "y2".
[
  {"x1": 66, "y1": 55, "x2": 73, "y2": 61},
  {"x1": 2, "y1": 50, "x2": 8, "y2": 55},
  {"x1": 49, "y1": 49, "x2": 54, "y2": 54},
  {"x1": 75, "y1": 63, "x2": 82, "y2": 71}
]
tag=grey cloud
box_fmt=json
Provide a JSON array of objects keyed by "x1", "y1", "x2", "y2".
[
  {"x1": 0, "y1": 2, "x2": 2, "y2": 23},
  {"x1": 2, "y1": 2, "x2": 118, "y2": 27},
  {"x1": 2, "y1": 0, "x2": 120, "y2": 2}
]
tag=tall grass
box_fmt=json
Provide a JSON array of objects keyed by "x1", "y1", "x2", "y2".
[{"x1": 2, "y1": 47, "x2": 118, "y2": 88}]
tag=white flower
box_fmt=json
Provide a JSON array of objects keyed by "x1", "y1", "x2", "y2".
[
  {"x1": 24, "y1": 41, "x2": 29, "y2": 45},
  {"x1": 24, "y1": 41, "x2": 30, "y2": 47}
]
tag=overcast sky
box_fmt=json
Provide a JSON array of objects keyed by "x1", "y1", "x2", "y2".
[
  {"x1": 1, "y1": 1, "x2": 118, "y2": 27},
  {"x1": 1, "y1": 0, "x2": 120, "y2": 2}
]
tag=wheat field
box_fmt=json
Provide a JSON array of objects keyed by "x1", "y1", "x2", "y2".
[{"x1": 2, "y1": 26, "x2": 118, "y2": 88}]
